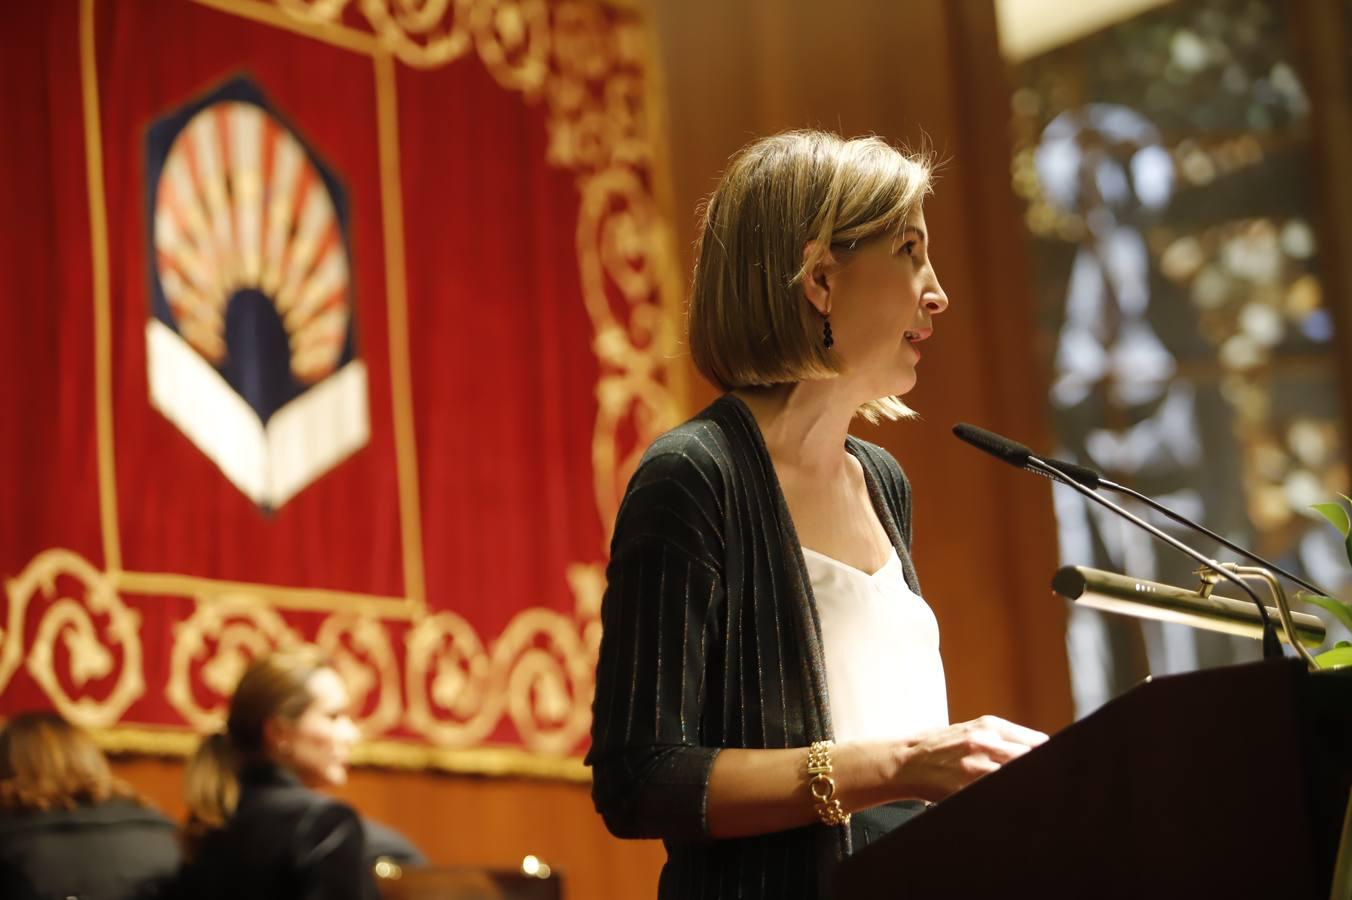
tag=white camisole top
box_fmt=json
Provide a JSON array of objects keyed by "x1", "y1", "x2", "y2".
[{"x1": 802, "y1": 546, "x2": 949, "y2": 743}]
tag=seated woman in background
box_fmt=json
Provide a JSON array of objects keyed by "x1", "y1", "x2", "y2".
[
  {"x1": 183, "y1": 730, "x2": 425, "y2": 871},
  {"x1": 0, "y1": 711, "x2": 180, "y2": 900},
  {"x1": 174, "y1": 646, "x2": 378, "y2": 900}
]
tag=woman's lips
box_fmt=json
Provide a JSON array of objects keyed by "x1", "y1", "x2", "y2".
[{"x1": 905, "y1": 327, "x2": 933, "y2": 361}]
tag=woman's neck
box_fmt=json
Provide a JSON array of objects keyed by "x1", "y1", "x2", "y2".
[{"x1": 732, "y1": 381, "x2": 861, "y2": 476}]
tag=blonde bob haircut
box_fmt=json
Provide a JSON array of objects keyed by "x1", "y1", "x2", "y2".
[{"x1": 688, "y1": 130, "x2": 933, "y2": 422}]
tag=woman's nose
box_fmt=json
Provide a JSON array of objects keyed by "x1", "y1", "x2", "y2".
[{"x1": 924, "y1": 282, "x2": 949, "y2": 314}]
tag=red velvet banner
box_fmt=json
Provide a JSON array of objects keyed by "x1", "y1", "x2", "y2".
[{"x1": 0, "y1": 0, "x2": 681, "y2": 777}]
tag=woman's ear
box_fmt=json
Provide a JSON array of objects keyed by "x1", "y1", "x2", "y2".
[
  {"x1": 262, "y1": 716, "x2": 294, "y2": 760},
  {"x1": 801, "y1": 240, "x2": 835, "y2": 316}
]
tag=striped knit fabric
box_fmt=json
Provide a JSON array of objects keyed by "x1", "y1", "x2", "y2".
[{"x1": 587, "y1": 394, "x2": 919, "y2": 899}]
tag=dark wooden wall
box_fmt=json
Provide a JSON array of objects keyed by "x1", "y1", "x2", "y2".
[{"x1": 108, "y1": 4, "x2": 1073, "y2": 899}]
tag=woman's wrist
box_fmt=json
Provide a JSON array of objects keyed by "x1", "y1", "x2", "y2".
[
  {"x1": 878, "y1": 737, "x2": 920, "y2": 803},
  {"x1": 805, "y1": 741, "x2": 850, "y2": 826},
  {"x1": 829, "y1": 739, "x2": 915, "y2": 811}
]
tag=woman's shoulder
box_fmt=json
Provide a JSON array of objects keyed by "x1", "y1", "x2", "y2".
[
  {"x1": 847, "y1": 434, "x2": 912, "y2": 507},
  {"x1": 221, "y1": 777, "x2": 364, "y2": 868},
  {"x1": 608, "y1": 398, "x2": 754, "y2": 556},
  {"x1": 847, "y1": 434, "x2": 908, "y2": 477},
  {"x1": 239, "y1": 770, "x2": 356, "y2": 822},
  {"x1": 623, "y1": 400, "x2": 747, "y2": 511},
  {"x1": 640, "y1": 400, "x2": 740, "y2": 474},
  {"x1": 0, "y1": 797, "x2": 174, "y2": 835},
  {"x1": 0, "y1": 799, "x2": 180, "y2": 896}
]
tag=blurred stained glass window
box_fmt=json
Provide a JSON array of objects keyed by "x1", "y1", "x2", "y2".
[{"x1": 1008, "y1": 0, "x2": 1350, "y2": 714}]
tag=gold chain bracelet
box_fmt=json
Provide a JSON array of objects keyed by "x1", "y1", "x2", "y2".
[{"x1": 806, "y1": 740, "x2": 850, "y2": 827}]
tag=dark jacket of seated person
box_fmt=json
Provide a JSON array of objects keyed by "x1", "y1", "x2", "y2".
[
  {"x1": 173, "y1": 647, "x2": 378, "y2": 900},
  {"x1": 363, "y1": 815, "x2": 426, "y2": 868},
  {"x1": 0, "y1": 712, "x2": 180, "y2": 900},
  {"x1": 184, "y1": 729, "x2": 425, "y2": 878},
  {"x1": 176, "y1": 763, "x2": 374, "y2": 900}
]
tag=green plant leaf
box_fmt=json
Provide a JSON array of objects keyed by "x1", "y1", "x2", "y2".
[
  {"x1": 1311, "y1": 502, "x2": 1351, "y2": 538},
  {"x1": 1300, "y1": 594, "x2": 1352, "y2": 634},
  {"x1": 1315, "y1": 646, "x2": 1352, "y2": 669}
]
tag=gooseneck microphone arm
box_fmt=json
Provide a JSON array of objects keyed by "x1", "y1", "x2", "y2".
[
  {"x1": 1087, "y1": 476, "x2": 1332, "y2": 600},
  {"x1": 1027, "y1": 456, "x2": 1282, "y2": 659},
  {"x1": 1019, "y1": 447, "x2": 1334, "y2": 599},
  {"x1": 953, "y1": 424, "x2": 1283, "y2": 659}
]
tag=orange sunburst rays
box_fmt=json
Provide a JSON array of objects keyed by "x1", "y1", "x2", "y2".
[{"x1": 153, "y1": 101, "x2": 351, "y2": 384}]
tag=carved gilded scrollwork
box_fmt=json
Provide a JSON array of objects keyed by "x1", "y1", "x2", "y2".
[
  {"x1": 460, "y1": 0, "x2": 552, "y2": 93},
  {"x1": 565, "y1": 562, "x2": 605, "y2": 662},
  {"x1": 404, "y1": 610, "x2": 501, "y2": 745},
  {"x1": 316, "y1": 611, "x2": 402, "y2": 736},
  {"x1": 551, "y1": 2, "x2": 614, "y2": 81},
  {"x1": 275, "y1": 0, "x2": 352, "y2": 21},
  {"x1": 359, "y1": 0, "x2": 473, "y2": 68},
  {"x1": 167, "y1": 595, "x2": 301, "y2": 732},
  {"x1": 498, "y1": 608, "x2": 593, "y2": 754},
  {"x1": 406, "y1": 605, "x2": 594, "y2": 754},
  {"x1": 4, "y1": 549, "x2": 145, "y2": 729}
]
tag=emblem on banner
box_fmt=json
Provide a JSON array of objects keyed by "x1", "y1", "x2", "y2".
[{"x1": 144, "y1": 77, "x2": 368, "y2": 511}]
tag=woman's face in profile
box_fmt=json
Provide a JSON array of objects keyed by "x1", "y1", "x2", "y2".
[
  {"x1": 284, "y1": 667, "x2": 360, "y2": 787},
  {"x1": 828, "y1": 209, "x2": 948, "y2": 398}
]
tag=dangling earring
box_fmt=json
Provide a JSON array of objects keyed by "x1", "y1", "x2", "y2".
[{"x1": 822, "y1": 314, "x2": 834, "y2": 350}]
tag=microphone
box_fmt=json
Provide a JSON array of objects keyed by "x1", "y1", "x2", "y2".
[
  {"x1": 951, "y1": 424, "x2": 1334, "y2": 600},
  {"x1": 952, "y1": 422, "x2": 1285, "y2": 659},
  {"x1": 950, "y1": 424, "x2": 1102, "y2": 487}
]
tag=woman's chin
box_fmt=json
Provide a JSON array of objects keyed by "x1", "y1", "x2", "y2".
[{"x1": 888, "y1": 370, "x2": 918, "y2": 398}]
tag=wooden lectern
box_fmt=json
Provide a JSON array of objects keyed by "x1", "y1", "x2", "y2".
[{"x1": 835, "y1": 659, "x2": 1352, "y2": 899}]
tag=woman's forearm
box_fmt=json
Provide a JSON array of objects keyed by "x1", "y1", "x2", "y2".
[
  {"x1": 705, "y1": 741, "x2": 904, "y2": 839},
  {"x1": 704, "y1": 715, "x2": 1049, "y2": 839}
]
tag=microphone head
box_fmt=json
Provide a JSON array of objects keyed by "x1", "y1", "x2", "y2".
[
  {"x1": 952, "y1": 423, "x2": 1106, "y2": 489},
  {"x1": 952, "y1": 423, "x2": 1033, "y2": 469}
]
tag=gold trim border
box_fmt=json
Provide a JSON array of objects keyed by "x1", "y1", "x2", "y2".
[
  {"x1": 81, "y1": 0, "x2": 122, "y2": 574},
  {"x1": 372, "y1": 48, "x2": 428, "y2": 612},
  {"x1": 116, "y1": 570, "x2": 413, "y2": 616},
  {"x1": 91, "y1": 725, "x2": 590, "y2": 781}
]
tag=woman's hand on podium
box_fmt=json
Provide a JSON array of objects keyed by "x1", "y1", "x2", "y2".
[{"x1": 890, "y1": 716, "x2": 1048, "y2": 804}]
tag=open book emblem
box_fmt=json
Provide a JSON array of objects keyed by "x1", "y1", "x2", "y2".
[{"x1": 144, "y1": 78, "x2": 369, "y2": 511}]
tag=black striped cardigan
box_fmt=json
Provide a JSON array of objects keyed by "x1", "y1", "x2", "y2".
[{"x1": 586, "y1": 394, "x2": 920, "y2": 899}]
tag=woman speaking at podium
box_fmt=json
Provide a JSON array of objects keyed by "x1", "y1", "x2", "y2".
[{"x1": 586, "y1": 130, "x2": 1047, "y2": 899}]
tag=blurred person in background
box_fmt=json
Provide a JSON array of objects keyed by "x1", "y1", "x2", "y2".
[
  {"x1": 183, "y1": 730, "x2": 425, "y2": 871},
  {"x1": 0, "y1": 711, "x2": 180, "y2": 900},
  {"x1": 587, "y1": 130, "x2": 1048, "y2": 899},
  {"x1": 173, "y1": 646, "x2": 377, "y2": 900}
]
